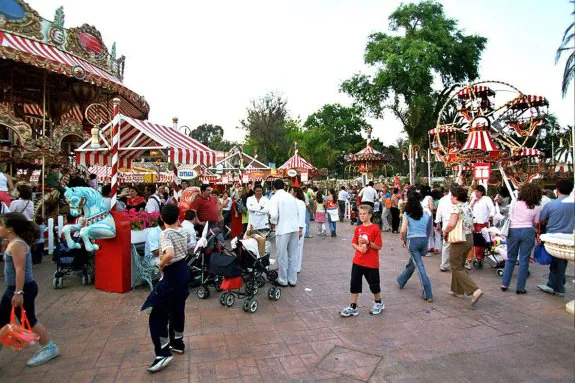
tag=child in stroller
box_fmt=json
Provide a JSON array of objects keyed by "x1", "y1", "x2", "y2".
[
  {"x1": 52, "y1": 215, "x2": 93, "y2": 289},
  {"x1": 472, "y1": 227, "x2": 511, "y2": 278}
]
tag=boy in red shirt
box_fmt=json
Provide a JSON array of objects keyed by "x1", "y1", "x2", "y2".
[{"x1": 340, "y1": 204, "x2": 384, "y2": 317}]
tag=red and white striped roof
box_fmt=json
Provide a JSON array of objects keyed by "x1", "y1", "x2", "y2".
[
  {"x1": 355, "y1": 145, "x2": 381, "y2": 156},
  {"x1": 428, "y1": 126, "x2": 460, "y2": 135},
  {"x1": 76, "y1": 115, "x2": 216, "y2": 167},
  {"x1": 278, "y1": 152, "x2": 316, "y2": 170},
  {"x1": 508, "y1": 95, "x2": 549, "y2": 109},
  {"x1": 461, "y1": 127, "x2": 497, "y2": 153},
  {"x1": 0, "y1": 31, "x2": 148, "y2": 119},
  {"x1": 518, "y1": 147, "x2": 543, "y2": 157},
  {"x1": 457, "y1": 85, "x2": 495, "y2": 99}
]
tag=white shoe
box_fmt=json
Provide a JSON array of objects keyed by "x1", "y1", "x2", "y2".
[
  {"x1": 369, "y1": 301, "x2": 385, "y2": 315},
  {"x1": 147, "y1": 356, "x2": 173, "y2": 373}
]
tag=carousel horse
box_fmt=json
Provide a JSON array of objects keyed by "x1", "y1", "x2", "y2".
[{"x1": 62, "y1": 187, "x2": 116, "y2": 252}]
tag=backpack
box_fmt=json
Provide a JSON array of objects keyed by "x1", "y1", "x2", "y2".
[
  {"x1": 384, "y1": 197, "x2": 392, "y2": 209},
  {"x1": 236, "y1": 198, "x2": 247, "y2": 214}
]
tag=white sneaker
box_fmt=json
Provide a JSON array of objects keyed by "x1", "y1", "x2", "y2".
[
  {"x1": 147, "y1": 356, "x2": 173, "y2": 373},
  {"x1": 339, "y1": 305, "x2": 359, "y2": 317},
  {"x1": 27, "y1": 344, "x2": 61, "y2": 367},
  {"x1": 369, "y1": 301, "x2": 385, "y2": 315}
]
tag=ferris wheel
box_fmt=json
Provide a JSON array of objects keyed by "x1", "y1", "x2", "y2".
[{"x1": 431, "y1": 80, "x2": 549, "y2": 187}]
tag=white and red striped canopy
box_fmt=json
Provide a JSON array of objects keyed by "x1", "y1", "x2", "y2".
[
  {"x1": 461, "y1": 127, "x2": 497, "y2": 153},
  {"x1": 355, "y1": 145, "x2": 381, "y2": 156},
  {"x1": 508, "y1": 95, "x2": 549, "y2": 109},
  {"x1": 428, "y1": 126, "x2": 460, "y2": 135},
  {"x1": 76, "y1": 115, "x2": 216, "y2": 168},
  {"x1": 278, "y1": 152, "x2": 316, "y2": 170},
  {"x1": 517, "y1": 147, "x2": 543, "y2": 157},
  {"x1": 457, "y1": 85, "x2": 495, "y2": 99}
]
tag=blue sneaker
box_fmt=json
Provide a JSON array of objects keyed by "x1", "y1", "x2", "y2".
[{"x1": 27, "y1": 344, "x2": 61, "y2": 367}]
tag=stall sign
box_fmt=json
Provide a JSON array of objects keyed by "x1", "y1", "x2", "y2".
[
  {"x1": 473, "y1": 163, "x2": 491, "y2": 181},
  {"x1": 178, "y1": 168, "x2": 199, "y2": 180},
  {"x1": 300, "y1": 171, "x2": 308, "y2": 182},
  {"x1": 242, "y1": 175, "x2": 249, "y2": 183},
  {"x1": 287, "y1": 169, "x2": 297, "y2": 177}
]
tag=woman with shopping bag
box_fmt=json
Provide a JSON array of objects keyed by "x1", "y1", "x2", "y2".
[
  {"x1": 0, "y1": 212, "x2": 60, "y2": 366},
  {"x1": 325, "y1": 189, "x2": 340, "y2": 237}
]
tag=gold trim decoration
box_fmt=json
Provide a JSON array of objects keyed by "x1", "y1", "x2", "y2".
[
  {"x1": 0, "y1": 0, "x2": 43, "y2": 40},
  {"x1": 53, "y1": 118, "x2": 89, "y2": 148},
  {"x1": 0, "y1": 102, "x2": 36, "y2": 151},
  {"x1": 65, "y1": 24, "x2": 109, "y2": 69}
]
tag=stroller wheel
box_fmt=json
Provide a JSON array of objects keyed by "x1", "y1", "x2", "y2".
[
  {"x1": 225, "y1": 293, "x2": 235, "y2": 307},
  {"x1": 273, "y1": 287, "x2": 281, "y2": 301},
  {"x1": 268, "y1": 287, "x2": 276, "y2": 300},
  {"x1": 266, "y1": 270, "x2": 278, "y2": 282},
  {"x1": 473, "y1": 260, "x2": 483, "y2": 269},
  {"x1": 87, "y1": 274, "x2": 93, "y2": 284},
  {"x1": 53, "y1": 277, "x2": 63, "y2": 289},
  {"x1": 52, "y1": 278, "x2": 58, "y2": 289},
  {"x1": 81, "y1": 275, "x2": 88, "y2": 286},
  {"x1": 497, "y1": 269, "x2": 504, "y2": 278},
  {"x1": 196, "y1": 286, "x2": 210, "y2": 299},
  {"x1": 247, "y1": 299, "x2": 258, "y2": 313},
  {"x1": 214, "y1": 278, "x2": 223, "y2": 292},
  {"x1": 219, "y1": 292, "x2": 228, "y2": 306}
]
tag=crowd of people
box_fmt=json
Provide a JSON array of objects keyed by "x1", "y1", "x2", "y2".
[{"x1": 0, "y1": 161, "x2": 573, "y2": 373}]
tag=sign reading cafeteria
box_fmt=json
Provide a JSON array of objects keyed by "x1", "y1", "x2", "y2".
[{"x1": 178, "y1": 168, "x2": 199, "y2": 180}]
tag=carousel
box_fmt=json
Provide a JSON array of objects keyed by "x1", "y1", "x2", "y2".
[
  {"x1": 431, "y1": 81, "x2": 548, "y2": 192},
  {"x1": 0, "y1": 1, "x2": 149, "y2": 218},
  {"x1": 277, "y1": 143, "x2": 317, "y2": 184},
  {"x1": 345, "y1": 128, "x2": 386, "y2": 186},
  {"x1": 211, "y1": 145, "x2": 271, "y2": 186}
]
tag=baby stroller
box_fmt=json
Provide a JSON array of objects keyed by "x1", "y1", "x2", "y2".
[
  {"x1": 52, "y1": 236, "x2": 94, "y2": 289},
  {"x1": 350, "y1": 199, "x2": 359, "y2": 225},
  {"x1": 186, "y1": 224, "x2": 224, "y2": 299},
  {"x1": 215, "y1": 234, "x2": 282, "y2": 313}
]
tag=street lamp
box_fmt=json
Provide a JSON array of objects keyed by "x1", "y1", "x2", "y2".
[{"x1": 401, "y1": 144, "x2": 420, "y2": 185}]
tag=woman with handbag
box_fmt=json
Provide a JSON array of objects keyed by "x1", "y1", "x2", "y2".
[
  {"x1": 326, "y1": 189, "x2": 340, "y2": 237},
  {"x1": 443, "y1": 188, "x2": 483, "y2": 305},
  {"x1": 500, "y1": 184, "x2": 542, "y2": 294}
]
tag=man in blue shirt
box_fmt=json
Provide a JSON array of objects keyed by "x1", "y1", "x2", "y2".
[{"x1": 537, "y1": 180, "x2": 574, "y2": 297}]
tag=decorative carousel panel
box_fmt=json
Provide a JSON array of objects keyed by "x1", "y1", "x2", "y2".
[
  {"x1": 0, "y1": 0, "x2": 43, "y2": 40},
  {"x1": 65, "y1": 24, "x2": 110, "y2": 68}
]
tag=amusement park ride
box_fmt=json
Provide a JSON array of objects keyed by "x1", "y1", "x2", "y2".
[
  {"x1": 345, "y1": 128, "x2": 387, "y2": 186},
  {"x1": 430, "y1": 80, "x2": 571, "y2": 193}
]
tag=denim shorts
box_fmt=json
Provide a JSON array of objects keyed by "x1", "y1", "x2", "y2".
[{"x1": 0, "y1": 280, "x2": 39, "y2": 328}]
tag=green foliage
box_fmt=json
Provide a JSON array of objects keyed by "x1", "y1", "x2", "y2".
[
  {"x1": 341, "y1": 0, "x2": 487, "y2": 146},
  {"x1": 240, "y1": 92, "x2": 291, "y2": 165},
  {"x1": 190, "y1": 123, "x2": 235, "y2": 152},
  {"x1": 556, "y1": 1, "x2": 575, "y2": 97}
]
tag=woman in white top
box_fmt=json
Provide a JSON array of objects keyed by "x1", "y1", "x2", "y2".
[
  {"x1": 9, "y1": 184, "x2": 34, "y2": 221},
  {"x1": 0, "y1": 163, "x2": 14, "y2": 207},
  {"x1": 291, "y1": 186, "x2": 307, "y2": 274},
  {"x1": 221, "y1": 190, "x2": 232, "y2": 233}
]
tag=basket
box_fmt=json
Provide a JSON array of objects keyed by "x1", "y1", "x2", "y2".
[{"x1": 543, "y1": 242, "x2": 575, "y2": 262}]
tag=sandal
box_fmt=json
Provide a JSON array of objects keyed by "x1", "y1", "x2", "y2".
[
  {"x1": 501, "y1": 285, "x2": 508, "y2": 291},
  {"x1": 471, "y1": 289, "x2": 483, "y2": 305},
  {"x1": 449, "y1": 291, "x2": 465, "y2": 299}
]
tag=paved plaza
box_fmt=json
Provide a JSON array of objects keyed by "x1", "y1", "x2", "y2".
[{"x1": 0, "y1": 223, "x2": 573, "y2": 382}]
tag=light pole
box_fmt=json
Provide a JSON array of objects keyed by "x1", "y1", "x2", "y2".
[
  {"x1": 401, "y1": 144, "x2": 420, "y2": 185},
  {"x1": 419, "y1": 148, "x2": 432, "y2": 187}
]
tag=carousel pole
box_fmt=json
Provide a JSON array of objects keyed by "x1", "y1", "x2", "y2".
[
  {"x1": 171, "y1": 117, "x2": 179, "y2": 195},
  {"x1": 41, "y1": 72, "x2": 47, "y2": 218},
  {"x1": 110, "y1": 98, "x2": 121, "y2": 210}
]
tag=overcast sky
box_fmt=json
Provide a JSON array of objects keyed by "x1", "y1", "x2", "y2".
[{"x1": 30, "y1": 0, "x2": 575, "y2": 146}]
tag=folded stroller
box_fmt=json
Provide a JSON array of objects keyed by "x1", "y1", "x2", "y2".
[{"x1": 52, "y1": 236, "x2": 94, "y2": 289}]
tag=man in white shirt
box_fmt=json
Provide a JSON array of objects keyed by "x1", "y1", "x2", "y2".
[
  {"x1": 246, "y1": 184, "x2": 270, "y2": 231},
  {"x1": 337, "y1": 186, "x2": 349, "y2": 221},
  {"x1": 470, "y1": 185, "x2": 495, "y2": 261},
  {"x1": 435, "y1": 183, "x2": 459, "y2": 271},
  {"x1": 268, "y1": 179, "x2": 300, "y2": 286},
  {"x1": 180, "y1": 210, "x2": 198, "y2": 250},
  {"x1": 145, "y1": 184, "x2": 163, "y2": 214},
  {"x1": 358, "y1": 181, "x2": 378, "y2": 207}
]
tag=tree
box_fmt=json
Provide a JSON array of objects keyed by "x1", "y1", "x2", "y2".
[
  {"x1": 240, "y1": 92, "x2": 290, "y2": 164},
  {"x1": 341, "y1": 1, "x2": 487, "y2": 147},
  {"x1": 556, "y1": 0, "x2": 575, "y2": 97},
  {"x1": 191, "y1": 124, "x2": 224, "y2": 145},
  {"x1": 300, "y1": 104, "x2": 371, "y2": 170}
]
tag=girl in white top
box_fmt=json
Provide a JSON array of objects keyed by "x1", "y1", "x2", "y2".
[
  {"x1": 9, "y1": 185, "x2": 34, "y2": 221},
  {"x1": 0, "y1": 163, "x2": 14, "y2": 207}
]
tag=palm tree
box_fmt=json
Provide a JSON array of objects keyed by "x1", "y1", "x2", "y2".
[{"x1": 556, "y1": 1, "x2": 575, "y2": 97}]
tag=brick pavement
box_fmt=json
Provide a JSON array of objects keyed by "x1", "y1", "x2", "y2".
[{"x1": 0, "y1": 222, "x2": 573, "y2": 382}]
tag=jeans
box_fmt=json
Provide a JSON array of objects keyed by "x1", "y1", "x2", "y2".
[
  {"x1": 305, "y1": 209, "x2": 311, "y2": 237},
  {"x1": 547, "y1": 257, "x2": 569, "y2": 294},
  {"x1": 501, "y1": 227, "x2": 535, "y2": 291},
  {"x1": 397, "y1": 237, "x2": 433, "y2": 300},
  {"x1": 328, "y1": 213, "x2": 337, "y2": 234},
  {"x1": 338, "y1": 201, "x2": 346, "y2": 221}
]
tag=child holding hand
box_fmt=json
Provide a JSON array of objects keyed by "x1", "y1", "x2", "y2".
[{"x1": 340, "y1": 204, "x2": 384, "y2": 317}]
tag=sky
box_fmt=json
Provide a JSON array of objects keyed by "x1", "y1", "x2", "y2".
[{"x1": 29, "y1": 0, "x2": 575, "y2": 146}]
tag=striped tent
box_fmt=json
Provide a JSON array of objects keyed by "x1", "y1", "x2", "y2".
[
  {"x1": 508, "y1": 95, "x2": 549, "y2": 110},
  {"x1": 75, "y1": 115, "x2": 216, "y2": 168},
  {"x1": 460, "y1": 127, "x2": 498, "y2": 153},
  {"x1": 457, "y1": 85, "x2": 495, "y2": 99},
  {"x1": 278, "y1": 153, "x2": 316, "y2": 170}
]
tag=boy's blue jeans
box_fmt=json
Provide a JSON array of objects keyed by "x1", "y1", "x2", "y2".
[{"x1": 397, "y1": 237, "x2": 433, "y2": 300}]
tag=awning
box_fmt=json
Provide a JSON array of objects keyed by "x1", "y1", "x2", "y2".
[
  {"x1": 461, "y1": 127, "x2": 497, "y2": 153},
  {"x1": 0, "y1": 31, "x2": 149, "y2": 119},
  {"x1": 278, "y1": 152, "x2": 316, "y2": 170},
  {"x1": 457, "y1": 85, "x2": 495, "y2": 99},
  {"x1": 76, "y1": 115, "x2": 216, "y2": 167},
  {"x1": 88, "y1": 165, "x2": 175, "y2": 183},
  {"x1": 517, "y1": 148, "x2": 543, "y2": 157},
  {"x1": 507, "y1": 95, "x2": 549, "y2": 110}
]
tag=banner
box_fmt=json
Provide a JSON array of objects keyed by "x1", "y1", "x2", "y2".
[
  {"x1": 300, "y1": 171, "x2": 308, "y2": 182},
  {"x1": 242, "y1": 175, "x2": 249, "y2": 184}
]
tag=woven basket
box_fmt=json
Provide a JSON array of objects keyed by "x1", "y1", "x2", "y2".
[{"x1": 543, "y1": 242, "x2": 575, "y2": 262}]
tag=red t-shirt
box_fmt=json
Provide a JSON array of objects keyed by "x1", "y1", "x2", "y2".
[
  {"x1": 352, "y1": 223, "x2": 382, "y2": 268},
  {"x1": 192, "y1": 195, "x2": 218, "y2": 223}
]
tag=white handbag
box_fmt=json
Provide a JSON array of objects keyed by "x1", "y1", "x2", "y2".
[
  {"x1": 327, "y1": 208, "x2": 339, "y2": 222},
  {"x1": 500, "y1": 202, "x2": 514, "y2": 237}
]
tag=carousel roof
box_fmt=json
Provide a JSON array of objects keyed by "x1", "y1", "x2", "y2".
[
  {"x1": 75, "y1": 115, "x2": 216, "y2": 168},
  {"x1": 0, "y1": 2, "x2": 149, "y2": 118},
  {"x1": 457, "y1": 85, "x2": 495, "y2": 99},
  {"x1": 349, "y1": 144, "x2": 385, "y2": 161},
  {"x1": 278, "y1": 152, "x2": 316, "y2": 170},
  {"x1": 460, "y1": 126, "x2": 498, "y2": 153}
]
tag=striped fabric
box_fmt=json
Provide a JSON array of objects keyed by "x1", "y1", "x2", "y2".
[
  {"x1": 278, "y1": 153, "x2": 316, "y2": 170},
  {"x1": 461, "y1": 127, "x2": 497, "y2": 152},
  {"x1": 457, "y1": 85, "x2": 495, "y2": 99},
  {"x1": 508, "y1": 95, "x2": 549, "y2": 109},
  {"x1": 76, "y1": 115, "x2": 215, "y2": 167},
  {"x1": 428, "y1": 126, "x2": 459, "y2": 135},
  {"x1": 518, "y1": 148, "x2": 542, "y2": 157}
]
